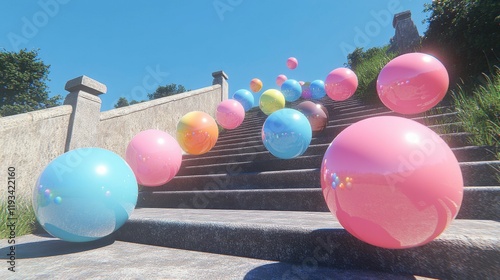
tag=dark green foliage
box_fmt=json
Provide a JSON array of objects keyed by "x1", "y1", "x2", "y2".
[
  {"x1": 114, "y1": 83, "x2": 187, "y2": 108},
  {"x1": 0, "y1": 49, "x2": 61, "y2": 116},
  {"x1": 147, "y1": 83, "x2": 186, "y2": 100},
  {"x1": 114, "y1": 97, "x2": 130, "y2": 108},
  {"x1": 422, "y1": 0, "x2": 500, "y2": 84}
]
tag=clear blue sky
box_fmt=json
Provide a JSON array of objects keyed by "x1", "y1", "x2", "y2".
[{"x1": 0, "y1": 0, "x2": 431, "y2": 111}]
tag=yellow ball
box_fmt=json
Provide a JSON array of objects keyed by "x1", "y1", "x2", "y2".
[{"x1": 259, "y1": 89, "x2": 285, "y2": 115}]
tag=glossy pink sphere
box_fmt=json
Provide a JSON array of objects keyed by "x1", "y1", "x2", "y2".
[
  {"x1": 216, "y1": 99, "x2": 245, "y2": 129},
  {"x1": 321, "y1": 116, "x2": 463, "y2": 249},
  {"x1": 276, "y1": 74, "x2": 288, "y2": 87},
  {"x1": 126, "y1": 129, "x2": 183, "y2": 187},
  {"x1": 287, "y1": 57, "x2": 298, "y2": 69},
  {"x1": 325, "y1": 68, "x2": 358, "y2": 101},
  {"x1": 377, "y1": 53, "x2": 449, "y2": 115}
]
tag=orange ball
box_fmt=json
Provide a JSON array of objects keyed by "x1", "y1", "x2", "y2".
[
  {"x1": 176, "y1": 111, "x2": 219, "y2": 155},
  {"x1": 250, "y1": 78, "x2": 263, "y2": 93}
]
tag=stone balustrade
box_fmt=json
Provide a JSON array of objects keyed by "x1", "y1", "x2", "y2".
[{"x1": 0, "y1": 71, "x2": 228, "y2": 201}]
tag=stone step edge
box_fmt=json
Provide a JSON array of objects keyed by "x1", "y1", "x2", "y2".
[
  {"x1": 219, "y1": 112, "x2": 459, "y2": 142},
  {"x1": 115, "y1": 208, "x2": 499, "y2": 280},
  {"x1": 182, "y1": 145, "x2": 499, "y2": 164},
  {"x1": 173, "y1": 161, "x2": 500, "y2": 178},
  {"x1": 6, "y1": 233, "x2": 435, "y2": 280},
  {"x1": 189, "y1": 132, "x2": 472, "y2": 158},
  {"x1": 217, "y1": 122, "x2": 464, "y2": 144},
  {"x1": 137, "y1": 187, "x2": 500, "y2": 220},
  {"x1": 178, "y1": 155, "x2": 494, "y2": 176}
]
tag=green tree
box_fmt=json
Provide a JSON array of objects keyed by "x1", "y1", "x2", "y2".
[
  {"x1": 0, "y1": 49, "x2": 61, "y2": 117},
  {"x1": 148, "y1": 83, "x2": 186, "y2": 100},
  {"x1": 113, "y1": 97, "x2": 142, "y2": 108},
  {"x1": 422, "y1": 0, "x2": 500, "y2": 84},
  {"x1": 113, "y1": 83, "x2": 186, "y2": 109},
  {"x1": 114, "y1": 97, "x2": 130, "y2": 108}
]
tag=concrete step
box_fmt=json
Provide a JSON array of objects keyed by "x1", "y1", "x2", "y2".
[
  {"x1": 178, "y1": 155, "x2": 323, "y2": 176},
  {"x1": 219, "y1": 110, "x2": 459, "y2": 143},
  {"x1": 154, "y1": 161, "x2": 500, "y2": 191},
  {"x1": 137, "y1": 187, "x2": 500, "y2": 220},
  {"x1": 4, "y1": 234, "x2": 433, "y2": 279},
  {"x1": 323, "y1": 111, "x2": 458, "y2": 128},
  {"x1": 115, "y1": 208, "x2": 500, "y2": 279},
  {"x1": 211, "y1": 134, "x2": 330, "y2": 152},
  {"x1": 179, "y1": 151, "x2": 500, "y2": 177},
  {"x1": 181, "y1": 143, "x2": 327, "y2": 166},
  {"x1": 181, "y1": 145, "x2": 498, "y2": 168},
  {"x1": 460, "y1": 161, "x2": 500, "y2": 186},
  {"x1": 185, "y1": 131, "x2": 473, "y2": 160},
  {"x1": 217, "y1": 120, "x2": 464, "y2": 148},
  {"x1": 153, "y1": 168, "x2": 320, "y2": 191}
]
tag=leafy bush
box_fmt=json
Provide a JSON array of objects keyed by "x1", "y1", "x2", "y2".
[{"x1": 422, "y1": 0, "x2": 500, "y2": 85}]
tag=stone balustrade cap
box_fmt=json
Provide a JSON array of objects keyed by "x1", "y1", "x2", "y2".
[
  {"x1": 65, "y1": 75, "x2": 107, "y2": 95},
  {"x1": 393, "y1": 10, "x2": 412, "y2": 28},
  {"x1": 212, "y1": 70, "x2": 228, "y2": 80}
]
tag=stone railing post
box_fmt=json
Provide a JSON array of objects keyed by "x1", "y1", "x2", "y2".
[
  {"x1": 63, "y1": 75, "x2": 107, "y2": 151},
  {"x1": 212, "y1": 70, "x2": 229, "y2": 101},
  {"x1": 390, "y1": 10, "x2": 421, "y2": 54}
]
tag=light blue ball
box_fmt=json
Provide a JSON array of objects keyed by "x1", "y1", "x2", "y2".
[
  {"x1": 262, "y1": 108, "x2": 312, "y2": 159},
  {"x1": 33, "y1": 148, "x2": 138, "y2": 242},
  {"x1": 232, "y1": 89, "x2": 254, "y2": 111},
  {"x1": 310, "y1": 80, "x2": 326, "y2": 99},
  {"x1": 280, "y1": 79, "x2": 302, "y2": 102}
]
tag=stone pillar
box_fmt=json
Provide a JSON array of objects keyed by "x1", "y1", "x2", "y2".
[
  {"x1": 390, "y1": 10, "x2": 421, "y2": 54},
  {"x1": 212, "y1": 70, "x2": 229, "y2": 101},
  {"x1": 63, "y1": 75, "x2": 107, "y2": 151}
]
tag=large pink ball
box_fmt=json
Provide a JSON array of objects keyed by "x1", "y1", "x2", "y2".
[
  {"x1": 325, "y1": 68, "x2": 358, "y2": 101},
  {"x1": 321, "y1": 116, "x2": 463, "y2": 249},
  {"x1": 377, "y1": 53, "x2": 449, "y2": 115},
  {"x1": 126, "y1": 129, "x2": 183, "y2": 187},
  {"x1": 287, "y1": 57, "x2": 298, "y2": 69},
  {"x1": 276, "y1": 74, "x2": 288, "y2": 87},
  {"x1": 216, "y1": 99, "x2": 245, "y2": 129}
]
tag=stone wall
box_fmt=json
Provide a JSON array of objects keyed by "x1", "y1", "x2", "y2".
[
  {"x1": 0, "y1": 106, "x2": 72, "y2": 200},
  {"x1": 98, "y1": 85, "x2": 223, "y2": 157},
  {"x1": 0, "y1": 71, "x2": 228, "y2": 203}
]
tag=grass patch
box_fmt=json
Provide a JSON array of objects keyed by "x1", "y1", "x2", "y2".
[
  {"x1": 0, "y1": 197, "x2": 37, "y2": 239},
  {"x1": 453, "y1": 67, "x2": 500, "y2": 159},
  {"x1": 421, "y1": 105, "x2": 461, "y2": 134},
  {"x1": 351, "y1": 45, "x2": 397, "y2": 103}
]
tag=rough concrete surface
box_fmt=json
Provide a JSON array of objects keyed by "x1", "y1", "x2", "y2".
[
  {"x1": 0, "y1": 106, "x2": 72, "y2": 201},
  {"x1": 0, "y1": 234, "x2": 434, "y2": 280},
  {"x1": 115, "y1": 209, "x2": 500, "y2": 279}
]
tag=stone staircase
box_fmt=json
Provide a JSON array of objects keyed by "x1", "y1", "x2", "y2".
[{"x1": 115, "y1": 97, "x2": 500, "y2": 279}]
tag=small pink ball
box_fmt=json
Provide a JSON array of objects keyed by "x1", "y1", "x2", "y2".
[
  {"x1": 276, "y1": 74, "x2": 288, "y2": 87},
  {"x1": 126, "y1": 129, "x2": 182, "y2": 187},
  {"x1": 216, "y1": 99, "x2": 245, "y2": 129},
  {"x1": 325, "y1": 68, "x2": 358, "y2": 101},
  {"x1": 287, "y1": 57, "x2": 298, "y2": 70}
]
